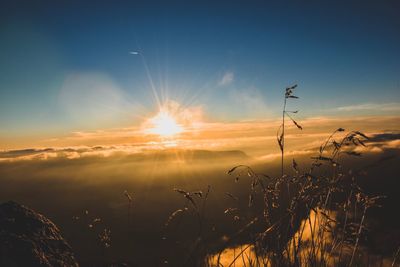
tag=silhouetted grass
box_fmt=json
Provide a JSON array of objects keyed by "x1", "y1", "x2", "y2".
[{"x1": 165, "y1": 86, "x2": 390, "y2": 267}]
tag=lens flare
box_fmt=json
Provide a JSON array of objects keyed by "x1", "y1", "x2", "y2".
[{"x1": 146, "y1": 111, "x2": 183, "y2": 137}]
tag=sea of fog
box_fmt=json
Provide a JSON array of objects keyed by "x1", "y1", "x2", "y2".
[{"x1": 0, "y1": 146, "x2": 399, "y2": 266}]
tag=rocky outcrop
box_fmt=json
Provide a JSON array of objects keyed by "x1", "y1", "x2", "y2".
[{"x1": 0, "y1": 201, "x2": 79, "y2": 267}]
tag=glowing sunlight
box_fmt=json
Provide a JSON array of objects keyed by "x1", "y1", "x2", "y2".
[{"x1": 146, "y1": 110, "x2": 183, "y2": 137}]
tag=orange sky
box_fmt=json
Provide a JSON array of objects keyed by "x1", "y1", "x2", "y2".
[{"x1": 1, "y1": 115, "x2": 399, "y2": 159}]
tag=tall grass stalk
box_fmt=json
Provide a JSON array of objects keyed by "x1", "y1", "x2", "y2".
[{"x1": 278, "y1": 84, "x2": 301, "y2": 178}]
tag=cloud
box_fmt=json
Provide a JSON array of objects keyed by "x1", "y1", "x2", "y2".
[
  {"x1": 0, "y1": 146, "x2": 141, "y2": 161},
  {"x1": 2, "y1": 115, "x2": 399, "y2": 161},
  {"x1": 257, "y1": 149, "x2": 315, "y2": 161},
  {"x1": 368, "y1": 132, "x2": 400, "y2": 142},
  {"x1": 229, "y1": 88, "x2": 269, "y2": 117},
  {"x1": 363, "y1": 132, "x2": 400, "y2": 151},
  {"x1": 218, "y1": 71, "x2": 234, "y2": 86},
  {"x1": 256, "y1": 130, "x2": 400, "y2": 161},
  {"x1": 336, "y1": 102, "x2": 400, "y2": 112},
  {"x1": 0, "y1": 146, "x2": 250, "y2": 163}
]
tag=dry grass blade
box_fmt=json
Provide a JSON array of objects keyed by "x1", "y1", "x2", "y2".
[
  {"x1": 356, "y1": 138, "x2": 366, "y2": 147},
  {"x1": 174, "y1": 188, "x2": 187, "y2": 195},
  {"x1": 124, "y1": 190, "x2": 133, "y2": 202},
  {"x1": 165, "y1": 208, "x2": 188, "y2": 227},
  {"x1": 311, "y1": 156, "x2": 333, "y2": 161},
  {"x1": 392, "y1": 246, "x2": 400, "y2": 267},
  {"x1": 185, "y1": 195, "x2": 197, "y2": 208},
  {"x1": 226, "y1": 192, "x2": 239, "y2": 201},
  {"x1": 355, "y1": 131, "x2": 369, "y2": 139},
  {"x1": 204, "y1": 185, "x2": 211, "y2": 200},
  {"x1": 227, "y1": 165, "x2": 247, "y2": 175},
  {"x1": 285, "y1": 112, "x2": 303, "y2": 130},
  {"x1": 291, "y1": 118, "x2": 302, "y2": 129},
  {"x1": 312, "y1": 162, "x2": 322, "y2": 167},
  {"x1": 333, "y1": 140, "x2": 341, "y2": 150},
  {"x1": 345, "y1": 151, "x2": 362, "y2": 157},
  {"x1": 174, "y1": 188, "x2": 197, "y2": 208},
  {"x1": 224, "y1": 208, "x2": 238, "y2": 214},
  {"x1": 192, "y1": 191, "x2": 203, "y2": 198},
  {"x1": 248, "y1": 194, "x2": 254, "y2": 207},
  {"x1": 292, "y1": 159, "x2": 299, "y2": 173},
  {"x1": 277, "y1": 131, "x2": 284, "y2": 153}
]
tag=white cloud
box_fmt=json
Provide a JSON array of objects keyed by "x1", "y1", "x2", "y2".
[
  {"x1": 336, "y1": 102, "x2": 400, "y2": 112},
  {"x1": 218, "y1": 71, "x2": 234, "y2": 86},
  {"x1": 229, "y1": 88, "x2": 269, "y2": 117}
]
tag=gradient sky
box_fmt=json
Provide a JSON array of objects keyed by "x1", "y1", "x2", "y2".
[{"x1": 1, "y1": 0, "x2": 399, "y2": 147}]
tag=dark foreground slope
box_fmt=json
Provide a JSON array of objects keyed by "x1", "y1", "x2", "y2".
[{"x1": 0, "y1": 201, "x2": 79, "y2": 267}]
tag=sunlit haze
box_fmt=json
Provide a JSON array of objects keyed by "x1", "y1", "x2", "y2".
[
  {"x1": 0, "y1": 1, "x2": 399, "y2": 267},
  {"x1": 145, "y1": 109, "x2": 183, "y2": 137}
]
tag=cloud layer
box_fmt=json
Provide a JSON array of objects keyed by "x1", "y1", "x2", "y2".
[
  {"x1": 1, "y1": 116, "x2": 399, "y2": 162},
  {"x1": 336, "y1": 102, "x2": 400, "y2": 112}
]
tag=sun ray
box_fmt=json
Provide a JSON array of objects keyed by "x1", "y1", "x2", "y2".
[{"x1": 145, "y1": 110, "x2": 183, "y2": 137}]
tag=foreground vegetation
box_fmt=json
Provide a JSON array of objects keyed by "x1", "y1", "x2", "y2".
[{"x1": 165, "y1": 86, "x2": 396, "y2": 266}]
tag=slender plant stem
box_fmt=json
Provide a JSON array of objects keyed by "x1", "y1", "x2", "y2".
[
  {"x1": 350, "y1": 204, "x2": 368, "y2": 266},
  {"x1": 392, "y1": 246, "x2": 400, "y2": 267},
  {"x1": 281, "y1": 97, "x2": 287, "y2": 178}
]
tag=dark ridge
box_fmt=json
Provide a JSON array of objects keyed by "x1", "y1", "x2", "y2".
[{"x1": 0, "y1": 201, "x2": 79, "y2": 267}]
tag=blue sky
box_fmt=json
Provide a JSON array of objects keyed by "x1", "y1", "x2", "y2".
[{"x1": 1, "y1": 0, "x2": 399, "y2": 140}]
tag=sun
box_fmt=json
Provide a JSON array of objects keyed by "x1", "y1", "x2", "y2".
[{"x1": 146, "y1": 110, "x2": 183, "y2": 137}]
